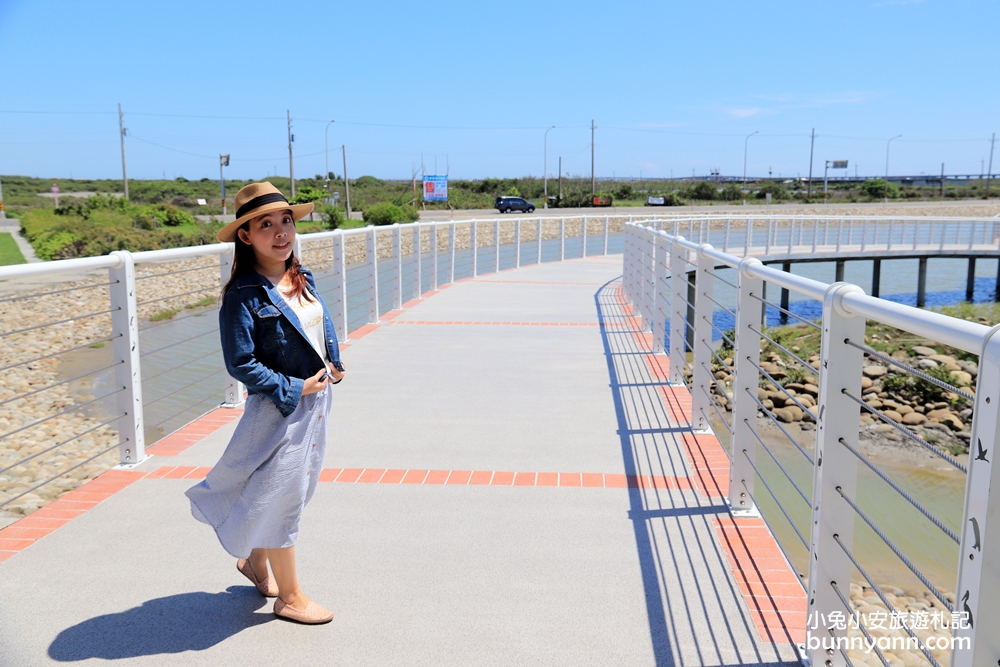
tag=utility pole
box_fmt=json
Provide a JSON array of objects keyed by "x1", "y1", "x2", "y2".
[
  {"x1": 591, "y1": 119, "x2": 596, "y2": 195},
  {"x1": 118, "y1": 103, "x2": 129, "y2": 199},
  {"x1": 0, "y1": 174, "x2": 5, "y2": 219},
  {"x1": 806, "y1": 128, "x2": 815, "y2": 199},
  {"x1": 219, "y1": 154, "x2": 230, "y2": 215},
  {"x1": 558, "y1": 156, "x2": 563, "y2": 202},
  {"x1": 543, "y1": 125, "x2": 555, "y2": 208},
  {"x1": 988, "y1": 132, "x2": 996, "y2": 198},
  {"x1": 287, "y1": 110, "x2": 295, "y2": 197},
  {"x1": 342, "y1": 145, "x2": 351, "y2": 217}
]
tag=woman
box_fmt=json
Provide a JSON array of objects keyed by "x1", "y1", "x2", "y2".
[{"x1": 186, "y1": 181, "x2": 345, "y2": 625}]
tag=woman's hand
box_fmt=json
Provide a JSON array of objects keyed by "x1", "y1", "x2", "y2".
[
  {"x1": 328, "y1": 363, "x2": 346, "y2": 384},
  {"x1": 301, "y1": 367, "x2": 329, "y2": 395}
]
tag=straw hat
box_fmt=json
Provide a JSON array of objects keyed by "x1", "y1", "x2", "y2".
[{"x1": 216, "y1": 181, "x2": 314, "y2": 243}]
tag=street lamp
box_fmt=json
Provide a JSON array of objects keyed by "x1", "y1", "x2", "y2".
[
  {"x1": 324, "y1": 119, "x2": 336, "y2": 195},
  {"x1": 543, "y1": 126, "x2": 556, "y2": 208},
  {"x1": 743, "y1": 130, "x2": 759, "y2": 205},
  {"x1": 884, "y1": 134, "x2": 902, "y2": 203},
  {"x1": 219, "y1": 154, "x2": 230, "y2": 215}
]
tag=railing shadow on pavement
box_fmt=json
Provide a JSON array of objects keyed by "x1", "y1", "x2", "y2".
[
  {"x1": 46, "y1": 586, "x2": 270, "y2": 662},
  {"x1": 595, "y1": 278, "x2": 802, "y2": 667}
]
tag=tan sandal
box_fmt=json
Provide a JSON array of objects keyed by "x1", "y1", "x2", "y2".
[
  {"x1": 237, "y1": 557, "x2": 278, "y2": 597},
  {"x1": 273, "y1": 597, "x2": 334, "y2": 624}
]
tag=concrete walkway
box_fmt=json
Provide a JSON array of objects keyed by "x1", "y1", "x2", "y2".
[{"x1": 0, "y1": 257, "x2": 803, "y2": 666}]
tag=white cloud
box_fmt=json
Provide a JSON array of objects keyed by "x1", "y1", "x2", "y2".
[{"x1": 727, "y1": 107, "x2": 765, "y2": 119}]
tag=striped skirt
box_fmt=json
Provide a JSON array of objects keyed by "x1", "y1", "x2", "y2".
[{"x1": 185, "y1": 386, "x2": 332, "y2": 558}]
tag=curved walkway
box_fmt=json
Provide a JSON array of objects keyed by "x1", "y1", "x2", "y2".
[{"x1": 0, "y1": 257, "x2": 801, "y2": 667}]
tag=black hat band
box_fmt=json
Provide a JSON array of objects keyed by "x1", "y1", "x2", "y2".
[{"x1": 236, "y1": 192, "x2": 289, "y2": 219}]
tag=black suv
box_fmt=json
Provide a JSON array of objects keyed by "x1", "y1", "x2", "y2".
[{"x1": 494, "y1": 196, "x2": 535, "y2": 213}]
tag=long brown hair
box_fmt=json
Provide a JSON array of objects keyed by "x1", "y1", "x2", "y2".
[{"x1": 221, "y1": 220, "x2": 314, "y2": 302}]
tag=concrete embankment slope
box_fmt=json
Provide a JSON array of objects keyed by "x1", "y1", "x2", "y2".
[{"x1": 0, "y1": 257, "x2": 801, "y2": 666}]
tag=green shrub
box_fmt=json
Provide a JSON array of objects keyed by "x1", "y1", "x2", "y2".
[
  {"x1": 719, "y1": 184, "x2": 743, "y2": 201},
  {"x1": 690, "y1": 182, "x2": 717, "y2": 200},
  {"x1": 755, "y1": 182, "x2": 788, "y2": 200},
  {"x1": 660, "y1": 192, "x2": 685, "y2": 206},
  {"x1": 861, "y1": 179, "x2": 900, "y2": 199},
  {"x1": 361, "y1": 202, "x2": 418, "y2": 226},
  {"x1": 353, "y1": 175, "x2": 384, "y2": 188},
  {"x1": 316, "y1": 202, "x2": 345, "y2": 230}
]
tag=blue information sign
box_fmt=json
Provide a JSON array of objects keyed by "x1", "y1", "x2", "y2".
[{"x1": 423, "y1": 175, "x2": 448, "y2": 202}]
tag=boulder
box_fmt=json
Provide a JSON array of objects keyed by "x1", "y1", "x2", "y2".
[
  {"x1": 897, "y1": 405, "x2": 914, "y2": 416},
  {"x1": 863, "y1": 365, "x2": 888, "y2": 378},
  {"x1": 917, "y1": 358, "x2": 939, "y2": 369},
  {"x1": 861, "y1": 376, "x2": 873, "y2": 390},
  {"x1": 803, "y1": 384, "x2": 819, "y2": 397},
  {"x1": 926, "y1": 408, "x2": 954, "y2": 420},
  {"x1": 929, "y1": 354, "x2": 956, "y2": 364},
  {"x1": 883, "y1": 410, "x2": 903, "y2": 423},
  {"x1": 949, "y1": 370, "x2": 973, "y2": 386},
  {"x1": 774, "y1": 409, "x2": 796, "y2": 423},
  {"x1": 912, "y1": 345, "x2": 937, "y2": 356},
  {"x1": 941, "y1": 415, "x2": 965, "y2": 431}
]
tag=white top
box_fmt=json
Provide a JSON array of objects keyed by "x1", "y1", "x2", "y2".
[{"x1": 276, "y1": 284, "x2": 329, "y2": 363}]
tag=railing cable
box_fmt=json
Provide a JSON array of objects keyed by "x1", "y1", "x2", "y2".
[
  {"x1": 835, "y1": 485, "x2": 953, "y2": 611},
  {"x1": 837, "y1": 437, "x2": 959, "y2": 543},
  {"x1": 841, "y1": 388, "x2": 967, "y2": 473}
]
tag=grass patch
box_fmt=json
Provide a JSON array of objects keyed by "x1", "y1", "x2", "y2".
[
  {"x1": 150, "y1": 307, "x2": 181, "y2": 322},
  {"x1": 88, "y1": 342, "x2": 105, "y2": 348},
  {"x1": 0, "y1": 232, "x2": 26, "y2": 265},
  {"x1": 185, "y1": 296, "x2": 216, "y2": 310}
]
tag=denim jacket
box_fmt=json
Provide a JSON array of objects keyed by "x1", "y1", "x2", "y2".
[{"x1": 220, "y1": 268, "x2": 343, "y2": 417}]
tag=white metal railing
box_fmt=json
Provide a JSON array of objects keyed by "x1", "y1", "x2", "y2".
[
  {"x1": 622, "y1": 220, "x2": 999, "y2": 667},
  {"x1": 0, "y1": 213, "x2": 650, "y2": 519}
]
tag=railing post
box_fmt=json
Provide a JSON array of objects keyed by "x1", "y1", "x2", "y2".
[
  {"x1": 366, "y1": 225, "x2": 378, "y2": 323},
  {"x1": 515, "y1": 219, "x2": 521, "y2": 268},
  {"x1": 218, "y1": 245, "x2": 247, "y2": 405},
  {"x1": 836, "y1": 219, "x2": 843, "y2": 252},
  {"x1": 392, "y1": 223, "x2": 402, "y2": 309},
  {"x1": 728, "y1": 256, "x2": 764, "y2": 516},
  {"x1": 861, "y1": 218, "x2": 868, "y2": 251},
  {"x1": 669, "y1": 238, "x2": 689, "y2": 385},
  {"x1": 887, "y1": 218, "x2": 894, "y2": 251},
  {"x1": 811, "y1": 219, "x2": 818, "y2": 254},
  {"x1": 640, "y1": 228, "x2": 655, "y2": 327},
  {"x1": 653, "y1": 231, "x2": 668, "y2": 354},
  {"x1": 431, "y1": 223, "x2": 439, "y2": 289},
  {"x1": 691, "y1": 244, "x2": 715, "y2": 431},
  {"x1": 413, "y1": 224, "x2": 422, "y2": 299},
  {"x1": 494, "y1": 219, "x2": 500, "y2": 271},
  {"x1": 953, "y1": 327, "x2": 1000, "y2": 667},
  {"x1": 108, "y1": 250, "x2": 146, "y2": 465},
  {"x1": 805, "y1": 283, "x2": 866, "y2": 667},
  {"x1": 581, "y1": 216, "x2": 588, "y2": 257},
  {"x1": 330, "y1": 231, "x2": 347, "y2": 340},
  {"x1": 603, "y1": 215, "x2": 609, "y2": 255},
  {"x1": 723, "y1": 218, "x2": 731, "y2": 253},
  {"x1": 470, "y1": 220, "x2": 478, "y2": 277},
  {"x1": 536, "y1": 219, "x2": 543, "y2": 264},
  {"x1": 448, "y1": 222, "x2": 456, "y2": 283},
  {"x1": 559, "y1": 217, "x2": 565, "y2": 261},
  {"x1": 787, "y1": 219, "x2": 794, "y2": 254},
  {"x1": 743, "y1": 217, "x2": 751, "y2": 256}
]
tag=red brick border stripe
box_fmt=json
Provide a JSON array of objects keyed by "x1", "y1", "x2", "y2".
[
  {"x1": 146, "y1": 408, "x2": 243, "y2": 457},
  {"x1": 390, "y1": 321, "x2": 600, "y2": 327}
]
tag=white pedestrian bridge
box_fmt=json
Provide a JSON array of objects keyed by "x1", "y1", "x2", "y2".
[{"x1": 0, "y1": 214, "x2": 996, "y2": 667}]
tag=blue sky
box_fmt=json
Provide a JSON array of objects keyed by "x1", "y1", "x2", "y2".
[{"x1": 1, "y1": 0, "x2": 997, "y2": 182}]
